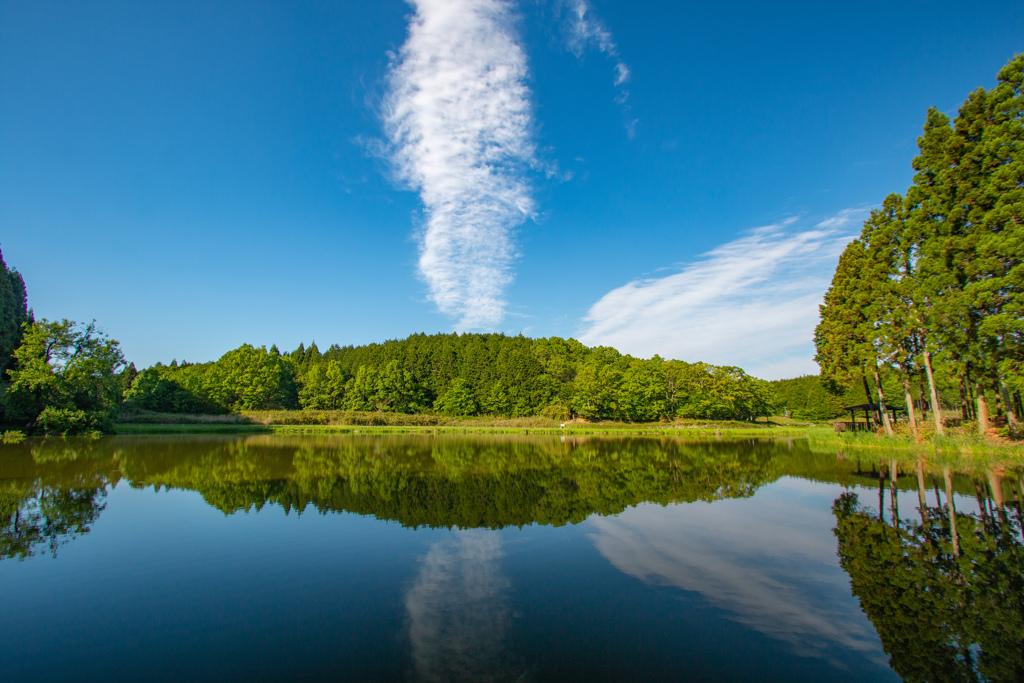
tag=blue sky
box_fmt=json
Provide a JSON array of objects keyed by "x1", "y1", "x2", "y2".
[{"x1": 2, "y1": 0, "x2": 1022, "y2": 379}]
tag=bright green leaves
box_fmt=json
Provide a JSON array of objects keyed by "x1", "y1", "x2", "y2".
[
  {"x1": 298, "y1": 361, "x2": 347, "y2": 410},
  {"x1": 6, "y1": 319, "x2": 125, "y2": 434},
  {"x1": 433, "y1": 378, "x2": 477, "y2": 416},
  {"x1": 125, "y1": 344, "x2": 296, "y2": 413}
]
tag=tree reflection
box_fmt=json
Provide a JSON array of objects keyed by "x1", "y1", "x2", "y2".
[
  {"x1": 833, "y1": 466, "x2": 1024, "y2": 682},
  {"x1": 0, "y1": 483, "x2": 107, "y2": 560},
  {"x1": 0, "y1": 435, "x2": 793, "y2": 560}
]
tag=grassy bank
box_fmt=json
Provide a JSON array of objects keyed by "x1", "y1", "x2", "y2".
[
  {"x1": 115, "y1": 409, "x2": 810, "y2": 437},
  {"x1": 116, "y1": 424, "x2": 814, "y2": 437},
  {"x1": 806, "y1": 426, "x2": 1024, "y2": 469}
]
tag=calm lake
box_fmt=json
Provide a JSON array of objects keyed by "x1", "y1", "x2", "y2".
[{"x1": 1, "y1": 434, "x2": 1021, "y2": 682}]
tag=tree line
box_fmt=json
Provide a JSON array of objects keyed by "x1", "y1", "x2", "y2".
[
  {"x1": 815, "y1": 54, "x2": 1024, "y2": 438},
  {"x1": 121, "y1": 333, "x2": 775, "y2": 424}
]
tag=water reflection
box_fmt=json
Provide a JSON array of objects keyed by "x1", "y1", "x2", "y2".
[
  {"x1": 1, "y1": 439, "x2": 114, "y2": 560},
  {"x1": 1, "y1": 484, "x2": 106, "y2": 560},
  {"x1": 3, "y1": 434, "x2": 1024, "y2": 681},
  {"x1": 590, "y1": 481, "x2": 888, "y2": 668},
  {"x1": 834, "y1": 463, "x2": 1024, "y2": 682},
  {"x1": 406, "y1": 530, "x2": 521, "y2": 682},
  {"x1": 0, "y1": 434, "x2": 791, "y2": 549}
]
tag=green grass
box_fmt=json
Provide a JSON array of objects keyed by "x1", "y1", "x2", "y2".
[
  {"x1": 114, "y1": 423, "x2": 811, "y2": 438},
  {"x1": 115, "y1": 408, "x2": 809, "y2": 437},
  {"x1": 806, "y1": 425, "x2": 1024, "y2": 469}
]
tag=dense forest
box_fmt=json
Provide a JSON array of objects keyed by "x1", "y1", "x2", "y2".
[
  {"x1": 815, "y1": 55, "x2": 1024, "y2": 438},
  {"x1": 119, "y1": 333, "x2": 775, "y2": 424}
]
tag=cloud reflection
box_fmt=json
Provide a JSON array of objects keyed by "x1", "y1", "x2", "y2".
[
  {"x1": 589, "y1": 480, "x2": 888, "y2": 667},
  {"x1": 405, "y1": 529, "x2": 523, "y2": 682}
]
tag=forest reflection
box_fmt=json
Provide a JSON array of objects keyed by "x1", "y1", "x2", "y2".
[
  {"x1": 834, "y1": 461, "x2": 1024, "y2": 682},
  {"x1": 1, "y1": 434, "x2": 794, "y2": 560}
]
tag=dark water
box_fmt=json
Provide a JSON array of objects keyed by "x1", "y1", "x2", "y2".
[{"x1": 1, "y1": 435, "x2": 1021, "y2": 682}]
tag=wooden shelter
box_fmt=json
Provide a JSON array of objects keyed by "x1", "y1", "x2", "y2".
[{"x1": 834, "y1": 403, "x2": 902, "y2": 433}]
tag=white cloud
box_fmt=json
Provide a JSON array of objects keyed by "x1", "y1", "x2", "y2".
[
  {"x1": 576, "y1": 211, "x2": 866, "y2": 379},
  {"x1": 588, "y1": 482, "x2": 890, "y2": 668},
  {"x1": 559, "y1": 0, "x2": 634, "y2": 131},
  {"x1": 383, "y1": 0, "x2": 536, "y2": 329}
]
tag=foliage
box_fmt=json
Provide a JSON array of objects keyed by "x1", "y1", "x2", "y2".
[
  {"x1": 124, "y1": 344, "x2": 296, "y2": 414},
  {"x1": 2, "y1": 430, "x2": 25, "y2": 443},
  {"x1": 125, "y1": 332, "x2": 777, "y2": 423},
  {"x1": 770, "y1": 375, "x2": 848, "y2": 421},
  {"x1": 5, "y1": 320, "x2": 124, "y2": 434},
  {"x1": 0, "y1": 246, "x2": 32, "y2": 376},
  {"x1": 433, "y1": 378, "x2": 477, "y2": 416}
]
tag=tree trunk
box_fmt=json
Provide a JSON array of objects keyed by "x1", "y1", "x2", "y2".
[
  {"x1": 998, "y1": 375, "x2": 1018, "y2": 434},
  {"x1": 959, "y1": 374, "x2": 970, "y2": 420},
  {"x1": 916, "y1": 462, "x2": 928, "y2": 525},
  {"x1": 879, "y1": 466, "x2": 886, "y2": 522},
  {"x1": 873, "y1": 365, "x2": 894, "y2": 436},
  {"x1": 944, "y1": 467, "x2": 960, "y2": 556},
  {"x1": 988, "y1": 470, "x2": 1008, "y2": 527},
  {"x1": 861, "y1": 372, "x2": 873, "y2": 406},
  {"x1": 902, "y1": 370, "x2": 918, "y2": 436},
  {"x1": 890, "y1": 460, "x2": 899, "y2": 525},
  {"x1": 976, "y1": 381, "x2": 990, "y2": 434},
  {"x1": 923, "y1": 351, "x2": 944, "y2": 435},
  {"x1": 1018, "y1": 472, "x2": 1024, "y2": 544},
  {"x1": 966, "y1": 363, "x2": 976, "y2": 419}
]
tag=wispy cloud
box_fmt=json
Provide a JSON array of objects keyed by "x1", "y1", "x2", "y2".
[
  {"x1": 558, "y1": 0, "x2": 635, "y2": 135},
  {"x1": 576, "y1": 211, "x2": 866, "y2": 379},
  {"x1": 383, "y1": 0, "x2": 536, "y2": 329}
]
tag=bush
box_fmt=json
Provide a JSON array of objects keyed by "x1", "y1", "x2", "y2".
[{"x1": 36, "y1": 407, "x2": 114, "y2": 436}]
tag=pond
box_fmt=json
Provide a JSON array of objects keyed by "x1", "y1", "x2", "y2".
[{"x1": 1, "y1": 435, "x2": 1021, "y2": 682}]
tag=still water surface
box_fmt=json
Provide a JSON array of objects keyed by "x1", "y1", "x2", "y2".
[{"x1": 1, "y1": 435, "x2": 1021, "y2": 681}]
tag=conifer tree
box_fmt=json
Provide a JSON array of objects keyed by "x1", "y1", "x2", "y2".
[{"x1": 0, "y1": 247, "x2": 31, "y2": 375}]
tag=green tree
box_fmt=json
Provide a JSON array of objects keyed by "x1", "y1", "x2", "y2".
[
  {"x1": 904, "y1": 55, "x2": 1024, "y2": 433},
  {"x1": 815, "y1": 238, "x2": 897, "y2": 434},
  {"x1": 619, "y1": 358, "x2": 667, "y2": 421},
  {"x1": 375, "y1": 360, "x2": 424, "y2": 412},
  {"x1": 6, "y1": 319, "x2": 125, "y2": 434},
  {"x1": 299, "y1": 360, "x2": 348, "y2": 410},
  {"x1": 571, "y1": 353, "x2": 623, "y2": 420},
  {"x1": 434, "y1": 378, "x2": 478, "y2": 416},
  {"x1": 0, "y1": 246, "x2": 32, "y2": 375},
  {"x1": 207, "y1": 344, "x2": 294, "y2": 411}
]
